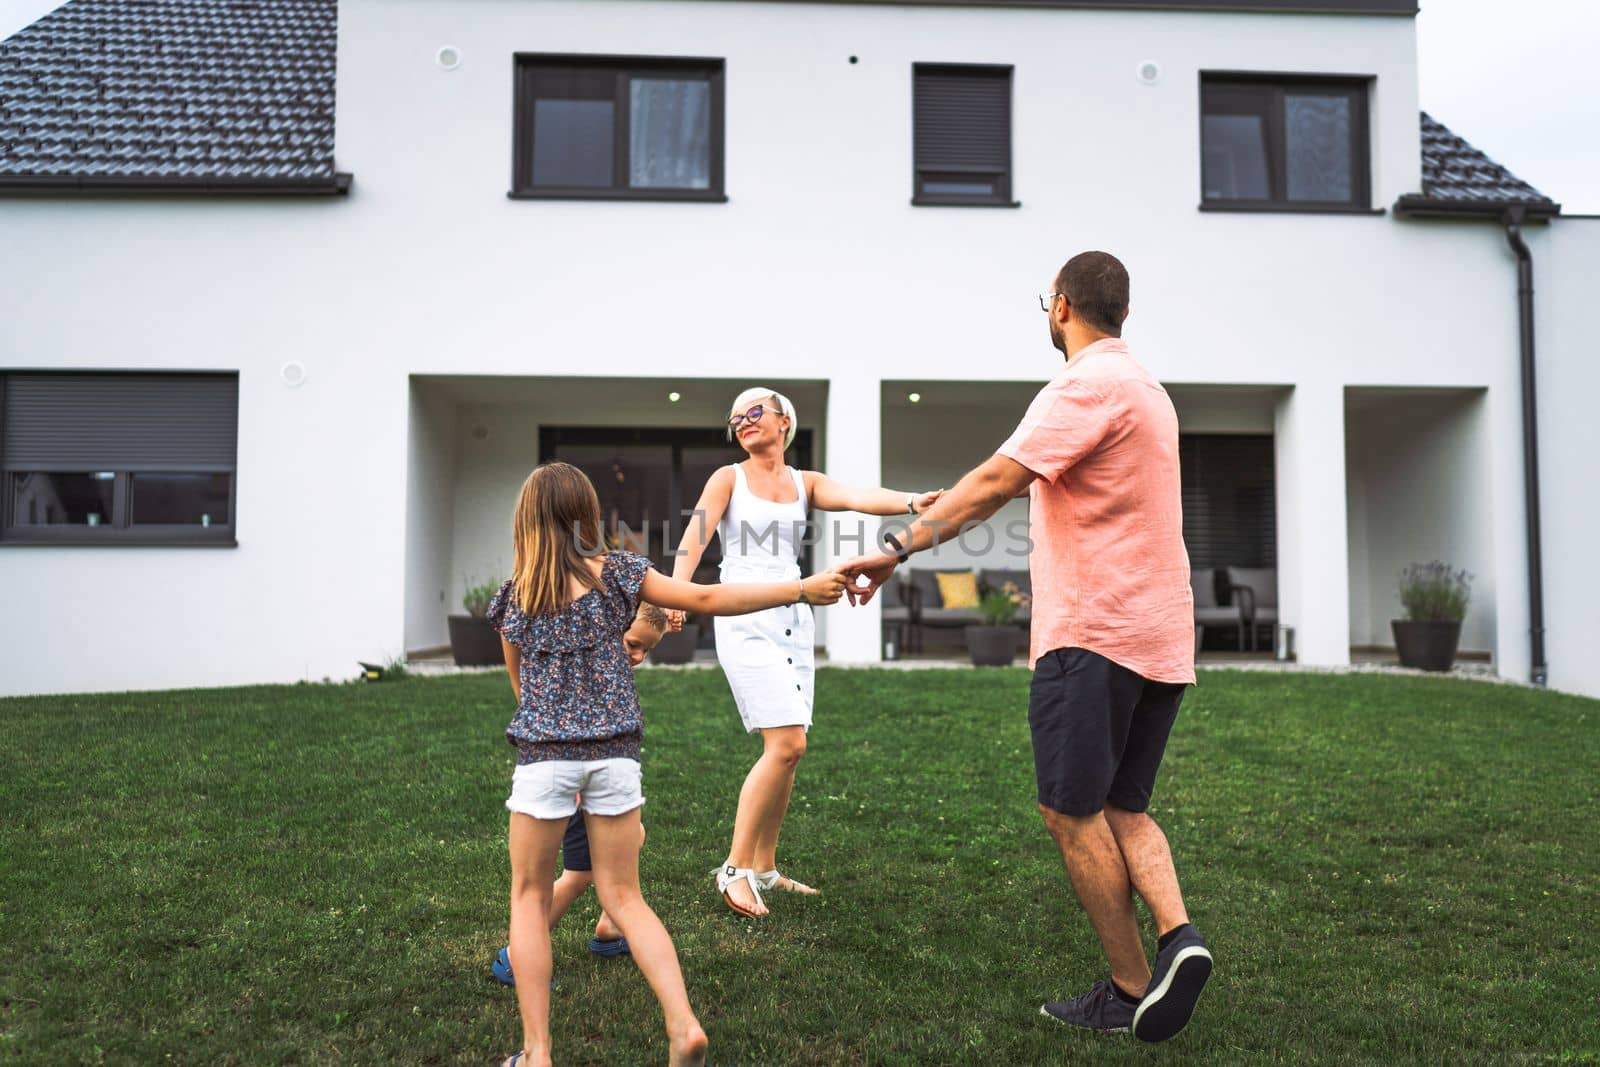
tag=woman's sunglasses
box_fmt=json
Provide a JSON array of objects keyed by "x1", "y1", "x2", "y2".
[{"x1": 728, "y1": 404, "x2": 769, "y2": 429}]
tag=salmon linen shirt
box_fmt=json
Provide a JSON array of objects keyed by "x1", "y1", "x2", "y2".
[{"x1": 997, "y1": 338, "x2": 1196, "y2": 684}]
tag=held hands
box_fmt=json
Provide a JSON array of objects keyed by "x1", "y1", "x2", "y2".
[
  {"x1": 911, "y1": 488, "x2": 945, "y2": 514},
  {"x1": 800, "y1": 570, "x2": 849, "y2": 606},
  {"x1": 838, "y1": 552, "x2": 901, "y2": 606},
  {"x1": 665, "y1": 609, "x2": 687, "y2": 632}
]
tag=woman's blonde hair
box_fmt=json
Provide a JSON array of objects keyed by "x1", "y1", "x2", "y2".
[
  {"x1": 510, "y1": 462, "x2": 606, "y2": 616},
  {"x1": 727, "y1": 386, "x2": 797, "y2": 450}
]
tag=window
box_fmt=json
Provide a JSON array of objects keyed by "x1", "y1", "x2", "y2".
[
  {"x1": 1200, "y1": 75, "x2": 1371, "y2": 211},
  {"x1": 0, "y1": 373, "x2": 238, "y2": 545},
  {"x1": 912, "y1": 63, "x2": 1015, "y2": 207},
  {"x1": 512, "y1": 54, "x2": 725, "y2": 201}
]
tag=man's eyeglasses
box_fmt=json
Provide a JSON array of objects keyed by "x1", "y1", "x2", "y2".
[
  {"x1": 1039, "y1": 292, "x2": 1062, "y2": 312},
  {"x1": 728, "y1": 404, "x2": 769, "y2": 429}
]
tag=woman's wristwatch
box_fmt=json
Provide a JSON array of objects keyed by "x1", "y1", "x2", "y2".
[
  {"x1": 906, "y1": 493, "x2": 918, "y2": 514},
  {"x1": 797, "y1": 580, "x2": 810, "y2": 605}
]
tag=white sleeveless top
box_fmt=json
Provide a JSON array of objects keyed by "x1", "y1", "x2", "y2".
[{"x1": 717, "y1": 463, "x2": 808, "y2": 582}]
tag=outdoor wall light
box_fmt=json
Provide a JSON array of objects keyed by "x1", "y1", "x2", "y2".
[
  {"x1": 437, "y1": 45, "x2": 462, "y2": 70},
  {"x1": 1137, "y1": 60, "x2": 1161, "y2": 86},
  {"x1": 280, "y1": 361, "x2": 307, "y2": 387},
  {"x1": 908, "y1": 392, "x2": 922, "y2": 403},
  {"x1": 669, "y1": 391, "x2": 681, "y2": 402}
]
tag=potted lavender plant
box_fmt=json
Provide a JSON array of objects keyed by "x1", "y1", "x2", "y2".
[{"x1": 1392, "y1": 561, "x2": 1471, "y2": 671}]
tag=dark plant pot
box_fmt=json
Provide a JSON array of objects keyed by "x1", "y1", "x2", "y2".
[
  {"x1": 448, "y1": 614, "x2": 502, "y2": 667},
  {"x1": 650, "y1": 624, "x2": 701, "y2": 665},
  {"x1": 1391, "y1": 620, "x2": 1462, "y2": 672},
  {"x1": 966, "y1": 624, "x2": 1019, "y2": 667}
]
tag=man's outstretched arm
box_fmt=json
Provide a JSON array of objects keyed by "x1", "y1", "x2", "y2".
[
  {"x1": 841, "y1": 453, "x2": 1035, "y2": 602},
  {"x1": 897, "y1": 453, "x2": 1034, "y2": 556}
]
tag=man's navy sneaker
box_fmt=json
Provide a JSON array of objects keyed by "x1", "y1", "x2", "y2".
[
  {"x1": 1040, "y1": 980, "x2": 1136, "y2": 1035},
  {"x1": 1132, "y1": 925, "x2": 1212, "y2": 1043}
]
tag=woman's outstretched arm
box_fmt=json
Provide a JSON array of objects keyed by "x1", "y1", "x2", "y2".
[{"x1": 802, "y1": 471, "x2": 943, "y2": 517}]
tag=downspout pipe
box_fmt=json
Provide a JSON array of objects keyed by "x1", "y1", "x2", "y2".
[{"x1": 1502, "y1": 206, "x2": 1549, "y2": 687}]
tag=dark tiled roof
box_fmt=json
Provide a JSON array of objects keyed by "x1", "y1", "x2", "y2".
[
  {"x1": 1400, "y1": 111, "x2": 1557, "y2": 217},
  {"x1": 0, "y1": 0, "x2": 345, "y2": 193}
]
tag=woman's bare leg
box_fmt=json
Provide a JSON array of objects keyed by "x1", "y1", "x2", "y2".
[
  {"x1": 507, "y1": 813, "x2": 568, "y2": 1067},
  {"x1": 724, "y1": 726, "x2": 807, "y2": 912},
  {"x1": 589, "y1": 810, "x2": 708, "y2": 1067}
]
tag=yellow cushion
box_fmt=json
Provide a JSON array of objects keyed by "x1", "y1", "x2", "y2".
[{"x1": 935, "y1": 570, "x2": 980, "y2": 610}]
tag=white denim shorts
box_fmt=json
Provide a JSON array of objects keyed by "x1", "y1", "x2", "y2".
[{"x1": 505, "y1": 757, "x2": 645, "y2": 820}]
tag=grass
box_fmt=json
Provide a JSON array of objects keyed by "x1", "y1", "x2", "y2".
[{"x1": 1, "y1": 668, "x2": 1597, "y2": 1065}]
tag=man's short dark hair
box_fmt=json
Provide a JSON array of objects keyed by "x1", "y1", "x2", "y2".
[{"x1": 1054, "y1": 251, "x2": 1130, "y2": 337}]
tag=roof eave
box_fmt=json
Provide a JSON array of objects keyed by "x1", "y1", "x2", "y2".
[
  {"x1": 1393, "y1": 194, "x2": 1560, "y2": 221},
  {"x1": 0, "y1": 172, "x2": 353, "y2": 196}
]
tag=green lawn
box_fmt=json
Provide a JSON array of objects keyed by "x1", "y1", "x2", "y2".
[{"x1": 2, "y1": 669, "x2": 1597, "y2": 1065}]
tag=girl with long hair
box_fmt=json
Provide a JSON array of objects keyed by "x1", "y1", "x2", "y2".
[{"x1": 486, "y1": 461, "x2": 846, "y2": 1067}]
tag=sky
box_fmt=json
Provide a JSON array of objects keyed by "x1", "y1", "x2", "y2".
[{"x1": 1, "y1": 0, "x2": 1596, "y2": 212}]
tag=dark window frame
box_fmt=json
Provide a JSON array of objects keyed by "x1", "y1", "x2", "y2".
[
  {"x1": 0, "y1": 371, "x2": 239, "y2": 548},
  {"x1": 510, "y1": 53, "x2": 728, "y2": 203},
  {"x1": 1198, "y1": 71, "x2": 1373, "y2": 213},
  {"x1": 912, "y1": 62, "x2": 1018, "y2": 208}
]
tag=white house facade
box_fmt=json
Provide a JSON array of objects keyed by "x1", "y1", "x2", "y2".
[{"x1": 2, "y1": 0, "x2": 1596, "y2": 698}]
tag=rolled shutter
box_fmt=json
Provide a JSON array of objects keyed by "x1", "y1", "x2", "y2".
[
  {"x1": 914, "y1": 65, "x2": 1012, "y2": 176},
  {"x1": 2, "y1": 373, "x2": 238, "y2": 471}
]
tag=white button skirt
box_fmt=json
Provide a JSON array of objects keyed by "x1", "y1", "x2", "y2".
[{"x1": 714, "y1": 600, "x2": 816, "y2": 733}]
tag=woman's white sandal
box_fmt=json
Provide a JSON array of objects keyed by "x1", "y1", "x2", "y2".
[
  {"x1": 716, "y1": 865, "x2": 766, "y2": 917},
  {"x1": 756, "y1": 869, "x2": 819, "y2": 895}
]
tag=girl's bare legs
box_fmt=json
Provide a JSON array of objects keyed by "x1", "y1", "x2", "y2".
[
  {"x1": 507, "y1": 813, "x2": 569, "y2": 1067},
  {"x1": 588, "y1": 810, "x2": 708, "y2": 1067},
  {"x1": 724, "y1": 726, "x2": 808, "y2": 911}
]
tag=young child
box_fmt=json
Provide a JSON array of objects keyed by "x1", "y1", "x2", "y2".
[
  {"x1": 487, "y1": 461, "x2": 846, "y2": 1067},
  {"x1": 491, "y1": 602, "x2": 669, "y2": 984}
]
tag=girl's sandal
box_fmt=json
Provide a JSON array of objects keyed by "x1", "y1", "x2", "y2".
[
  {"x1": 502, "y1": 1053, "x2": 524, "y2": 1067},
  {"x1": 716, "y1": 865, "x2": 766, "y2": 918},
  {"x1": 756, "y1": 869, "x2": 819, "y2": 895}
]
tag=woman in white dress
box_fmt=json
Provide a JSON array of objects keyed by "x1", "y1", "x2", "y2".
[{"x1": 670, "y1": 386, "x2": 942, "y2": 917}]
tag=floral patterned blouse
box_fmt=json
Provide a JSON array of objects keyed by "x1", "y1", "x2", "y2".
[{"x1": 484, "y1": 551, "x2": 650, "y2": 765}]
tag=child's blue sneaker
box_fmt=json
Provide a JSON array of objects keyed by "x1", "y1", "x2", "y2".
[
  {"x1": 492, "y1": 946, "x2": 515, "y2": 986},
  {"x1": 588, "y1": 936, "x2": 631, "y2": 958}
]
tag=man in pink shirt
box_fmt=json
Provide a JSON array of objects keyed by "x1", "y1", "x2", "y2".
[{"x1": 843, "y1": 252, "x2": 1211, "y2": 1043}]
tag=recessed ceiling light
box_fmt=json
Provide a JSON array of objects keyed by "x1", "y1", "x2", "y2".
[
  {"x1": 437, "y1": 45, "x2": 462, "y2": 70},
  {"x1": 668, "y1": 391, "x2": 681, "y2": 402},
  {"x1": 908, "y1": 392, "x2": 922, "y2": 403}
]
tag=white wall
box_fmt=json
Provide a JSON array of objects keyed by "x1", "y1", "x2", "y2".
[
  {"x1": 1344, "y1": 389, "x2": 1495, "y2": 655},
  {"x1": 8, "y1": 0, "x2": 1593, "y2": 693},
  {"x1": 404, "y1": 383, "x2": 459, "y2": 651},
  {"x1": 1537, "y1": 218, "x2": 1600, "y2": 696}
]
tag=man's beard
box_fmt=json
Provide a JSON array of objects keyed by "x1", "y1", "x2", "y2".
[{"x1": 1049, "y1": 319, "x2": 1067, "y2": 355}]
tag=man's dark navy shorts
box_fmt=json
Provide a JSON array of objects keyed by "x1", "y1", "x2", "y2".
[
  {"x1": 1028, "y1": 646, "x2": 1187, "y2": 817},
  {"x1": 561, "y1": 811, "x2": 592, "y2": 872}
]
